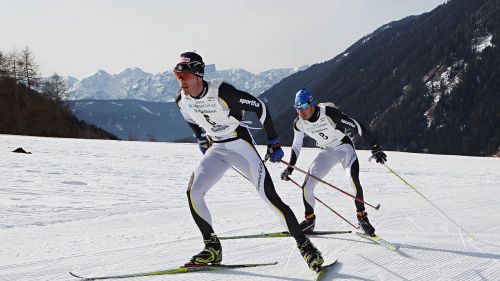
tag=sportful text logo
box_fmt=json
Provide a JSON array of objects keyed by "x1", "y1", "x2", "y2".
[
  {"x1": 239, "y1": 99, "x2": 260, "y2": 108},
  {"x1": 341, "y1": 119, "x2": 355, "y2": 128}
]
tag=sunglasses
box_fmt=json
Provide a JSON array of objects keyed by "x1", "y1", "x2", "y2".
[
  {"x1": 294, "y1": 101, "x2": 311, "y2": 110},
  {"x1": 174, "y1": 61, "x2": 205, "y2": 76}
]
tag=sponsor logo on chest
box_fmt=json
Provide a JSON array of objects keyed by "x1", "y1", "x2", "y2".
[
  {"x1": 341, "y1": 119, "x2": 355, "y2": 128},
  {"x1": 239, "y1": 98, "x2": 260, "y2": 107},
  {"x1": 186, "y1": 99, "x2": 218, "y2": 113},
  {"x1": 305, "y1": 118, "x2": 329, "y2": 134}
]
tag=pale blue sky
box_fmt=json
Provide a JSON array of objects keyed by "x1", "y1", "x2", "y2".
[{"x1": 1, "y1": 0, "x2": 446, "y2": 78}]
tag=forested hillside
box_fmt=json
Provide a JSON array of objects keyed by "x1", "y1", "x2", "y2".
[
  {"x1": 0, "y1": 77, "x2": 117, "y2": 140},
  {"x1": 260, "y1": 0, "x2": 499, "y2": 156}
]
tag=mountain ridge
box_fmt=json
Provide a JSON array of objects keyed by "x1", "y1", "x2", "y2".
[
  {"x1": 258, "y1": 0, "x2": 499, "y2": 156},
  {"x1": 67, "y1": 65, "x2": 308, "y2": 102}
]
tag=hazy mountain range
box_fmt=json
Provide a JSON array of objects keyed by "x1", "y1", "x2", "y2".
[
  {"x1": 67, "y1": 65, "x2": 308, "y2": 142},
  {"x1": 66, "y1": 64, "x2": 309, "y2": 102}
]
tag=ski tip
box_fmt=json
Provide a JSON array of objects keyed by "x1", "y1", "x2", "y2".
[
  {"x1": 315, "y1": 260, "x2": 338, "y2": 278},
  {"x1": 69, "y1": 272, "x2": 83, "y2": 278},
  {"x1": 256, "y1": 261, "x2": 279, "y2": 266}
]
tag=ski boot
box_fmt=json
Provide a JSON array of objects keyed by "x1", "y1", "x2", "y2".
[
  {"x1": 357, "y1": 211, "x2": 375, "y2": 236},
  {"x1": 297, "y1": 237, "x2": 324, "y2": 272},
  {"x1": 299, "y1": 213, "x2": 316, "y2": 234},
  {"x1": 187, "y1": 234, "x2": 222, "y2": 265}
]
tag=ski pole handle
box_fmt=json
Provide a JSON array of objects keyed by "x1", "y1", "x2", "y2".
[{"x1": 280, "y1": 160, "x2": 381, "y2": 210}]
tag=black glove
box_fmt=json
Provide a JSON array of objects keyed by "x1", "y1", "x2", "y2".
[
  {"x1": 196, "y1": 134, "x2": 210, "y2": 154},
  {"x1": 280, "y1": 167, "x2": 293, "y2": 181},
  {"x1": 371, "y1": 144, "x2": 387, "y2": 164},
  {"x1": 265, "y1": 137, "x2": 284, "y2": 163}
]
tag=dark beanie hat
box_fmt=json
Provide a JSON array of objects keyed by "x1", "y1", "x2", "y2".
[{"x1": 173, "y1": 52, "x2": 205, "y2": 77}]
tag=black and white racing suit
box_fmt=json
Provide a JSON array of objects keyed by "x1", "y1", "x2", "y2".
[
  {"x1": 287, "y1": 103, "x2": 379, "y2": 215},
  {"x1": 176, "y1": 79, "x2": 307, "y2": 243}
]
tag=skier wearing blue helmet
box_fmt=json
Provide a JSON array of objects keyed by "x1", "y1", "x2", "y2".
[
  {"x1": 281, "y1": 88, "x2": 387, "y2": 236},
  {"x1": 294, "y1": 88, "x2": 315, "y2": 110}
]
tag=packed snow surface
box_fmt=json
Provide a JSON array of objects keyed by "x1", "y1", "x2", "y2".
[{"x1": 1, "y1": 134, "x2": 499, "y2": 281}]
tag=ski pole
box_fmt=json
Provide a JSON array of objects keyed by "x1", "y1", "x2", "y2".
[
  {"x1": 280, "y1": 160, "x2": 381, "y2": 210},
  {"x1": 231, "y1": 165, "x2": 360, "y2": 228},
  {"x1": 287, "y1": 177, "x2": 359, "y2": 229},
  {"x1": 232, "y1": 167, "x2": 250, "y2": 181},
  {"x1": 382, "y1": 163, "x2": 475, "y2": 240}
]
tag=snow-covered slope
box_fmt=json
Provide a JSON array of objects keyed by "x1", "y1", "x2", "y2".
[
  {"x1": 67, "y1": 65, "x2": 308, "y2": 102},
  {"x1": 1, "y1": 134, "x2": 499, "y2": 281}
]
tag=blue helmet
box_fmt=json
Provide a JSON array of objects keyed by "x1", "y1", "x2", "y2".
[{"x1": 294, "y1": 88, "x2": 315, "y2": 110}]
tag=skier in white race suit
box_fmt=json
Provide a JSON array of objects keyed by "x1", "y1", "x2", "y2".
[
  {"x1": 174, "y1": 52, "x2": 324, "y2": 271},
  {"x1": 281, "y1": 88, "x2": 387, "y2": 236}
]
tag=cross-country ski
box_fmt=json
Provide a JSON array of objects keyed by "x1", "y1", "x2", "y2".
[
  {"x1": 356, "y1": 232, "x2": 399, "y2": 251},
  {"x1": 69, "y1": 262, "x2": 278, "y2": 280},
  {"x1": 219, "y1": 230, "x2": 351, "y2": 239}
]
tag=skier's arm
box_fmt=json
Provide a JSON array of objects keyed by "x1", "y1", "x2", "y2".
[
  {"x1": 218, "y1": 83, "x2": 278, "y2": 140},
  {"x1": 325, "y1": 106, "x2": 387, "y2": 162},
  {"x1": 325, "y1": 106, "x2": 378, "y2": 147},
  {"x1": 289, "y1": 118, "x2": 304, "y2": 167},
  {"x1": 186, "y1": 122, "x2": 204, "y2": 139},
  {"x1": 281, "y1": 118, "x2": 304, "y2": 181}
]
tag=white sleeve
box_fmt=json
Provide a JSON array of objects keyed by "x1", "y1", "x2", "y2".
[{"x1": 291, "y1": 128, "x2": 304, "y2": 158}]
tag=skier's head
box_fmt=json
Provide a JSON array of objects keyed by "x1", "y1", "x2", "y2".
[
  {"x1": 174, "y1": 52, "x2": 205, "y2": 97},
  {"x1": 294, "y1": 88, "x2": 315, "y2": 110},
  {"x1": 294, "y1": 88, "x2": 316, "y2": 120},
  {"x1": 173, "y1": 51, "x2": 205, "y2": 77}
]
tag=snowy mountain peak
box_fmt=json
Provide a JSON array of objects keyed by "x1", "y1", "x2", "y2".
[
  {"x1": 93, "y1": 69, "x2": 112, "y2": 77},
  {"x1": 117, "y1": 67, "x2": 147, "y2": 76},
  {"x1": 67, "y1": 65, "x2": 308, "y2": 102}
]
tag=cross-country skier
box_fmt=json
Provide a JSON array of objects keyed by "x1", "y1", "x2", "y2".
[
  {"x1": 174, "y1": 52, "x2": 324, "y2": 271},
  {"x1": 280, "y1": 88, "x2": 387, "y2": 236}
]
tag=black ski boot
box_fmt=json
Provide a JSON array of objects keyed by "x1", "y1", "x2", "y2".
[
  {"x1": 297, "y1": 237, "x2": 324, "y2": 272},
  {"x1": 188, "y1": 234, "x2": 222, "y2": 265},
  {"x1": 299, "y1": 214, "x2": 316, "y2": 234},
  {"x1": 357, "y1": 211, "x2": 375, "y2": 236}
]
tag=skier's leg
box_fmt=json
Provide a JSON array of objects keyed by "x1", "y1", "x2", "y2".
[
  {"x1": 340, "y1": 144, "x2": 375, "y2": 235},
  {"x1": 256, "y1": 168, "x2": 324, "y2": 270},
  {"x1": 340, "y1": 144, "x2": 365, "y2": 212},
  {"x1": 187, "y1": 145, "x2": 230, "y2": 240},
  {"x1": 228, "y1": 139, "x2": 324, "y2": 270},
  {"x1": 302, "y1": 149, "x2": 339, "y2": 216},
  {"x1": 227, "y1": 140, "x2": 304, "y2": 239},
  {"x1": 186, "y1": 145, "x2": 230, "y2": 264},
  {"x1": 346, "y1": 160, "x2": 366, "y2": 212}
]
